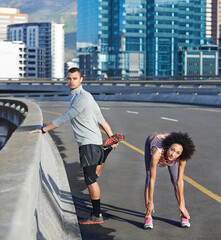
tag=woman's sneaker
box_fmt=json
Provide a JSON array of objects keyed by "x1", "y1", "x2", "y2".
[
  {"x1": 144, "y1": 217, "x2": 153, "y2": 229},
  {"x1": 180, "y1": 216, "x2": 190, "y2": 228}
]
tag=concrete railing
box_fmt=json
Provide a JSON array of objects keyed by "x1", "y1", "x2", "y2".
[
  {"x1": 0, "y1": 98, "x2": 81, "y2": 240},
  {"x1": 1, "y1": 79, "x2": 221, "y2": 106}
]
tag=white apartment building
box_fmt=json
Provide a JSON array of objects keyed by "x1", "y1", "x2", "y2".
[
  {"x1": 7, "y1": 22, "x2": 64, "y2": 79},
  {"x1": 0, "y1": 8, "x2": 28, "y2": 41},
  {"x1": 51, "y1": 23, "x2": 65, "y2": 79},
  {"x1": 0, "y1": 41, "x2": 26, "y2": 78}
]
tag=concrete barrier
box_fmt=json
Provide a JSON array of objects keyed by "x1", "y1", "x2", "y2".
[
  {"x1": 0, "y1": 98, "x2": 81, "y2": 240},
  {"x1": 1, "y1": 80, "x2": 221, "y2": 107}
]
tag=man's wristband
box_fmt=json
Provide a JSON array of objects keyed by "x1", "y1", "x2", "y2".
[{"x1": 41, "y1": 126, "x2": 46, "y2": 134}]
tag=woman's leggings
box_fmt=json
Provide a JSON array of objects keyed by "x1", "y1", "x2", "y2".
[{"x1": 144, "y1": 135, "x2": 178, "y2": 189}]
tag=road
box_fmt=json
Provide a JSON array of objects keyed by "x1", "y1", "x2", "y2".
[{"x1": 36, "y1": 100, "x2": 221, "y2": 240}]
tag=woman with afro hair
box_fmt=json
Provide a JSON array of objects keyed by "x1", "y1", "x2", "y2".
[{"x1": 143, "y1": 132, "x2": 195, "y2": 230}]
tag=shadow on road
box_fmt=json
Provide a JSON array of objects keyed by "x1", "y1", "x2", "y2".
[{"x1": 48, "y1": 129, "x2": 180, "y2": 240}]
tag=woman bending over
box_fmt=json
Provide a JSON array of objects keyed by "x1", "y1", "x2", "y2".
[{"x1": 144, "y1": 132, "x2": 195, "y2": 229}]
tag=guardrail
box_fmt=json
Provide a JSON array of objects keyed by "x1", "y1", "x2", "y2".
[
  {"x1": 0, "y1": 99, "x2": 28, "y2": 127},
  {"x1": 1, "y1": 79, "x2": 221, "y2": 106},
  {"x1": 0, "y1": 75, "x2": 221, "y2": 81},
  {"x1": 0, "y1": 98, "x2": 81, "y2": 240}
]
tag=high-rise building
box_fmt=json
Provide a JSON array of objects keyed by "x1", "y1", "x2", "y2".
[
  {"x1": 77, "y1": 0, "x2": 146, "y2": 77},
  {"x1": 7, "y1": 22, "x2": 64, "y2": 79},
  {"x1": 77, "y1": 0, "x2": 212, "y2": 77},
  {"x1": 211, "y1": 0, "x2": 220, "y2": 45},
  {"x1": 218, "y1": 25, "x2": 221, "y2": 74},
  {"x1": 0, "y1": 8, "x2": 28, "y2": 41},
  {"x1": 147, "y1": 0, "x2": 210, "y2": 76}
]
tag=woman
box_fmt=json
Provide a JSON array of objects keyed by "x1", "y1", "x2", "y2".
[{"x1": 144, "y1": 132, "x2": 195, "y2": 229}]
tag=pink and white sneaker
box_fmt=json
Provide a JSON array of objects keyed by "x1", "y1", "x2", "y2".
[
  {"x1": 181, "y1": 216, "x2": 190, "y2": 228},
  {"x1": 144, "y1": 217, "x2": 153, "y2": 229}
]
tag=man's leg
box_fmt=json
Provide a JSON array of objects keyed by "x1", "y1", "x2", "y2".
[
  {"x1": 96, "y1": 163, "x2": 104, "y2": 177},
  {"x1": 96, "y1": 147, "x2": 112, "y2": 176},
  {"x1": 88, "y1": 181, "x2": 101, "y2": 218},
  {"x1": 78, "y1": 145, "x2": 111, "y2": 224},
  {"x1": 78, "y1": 165, "x2": 104, "y2": 224}
]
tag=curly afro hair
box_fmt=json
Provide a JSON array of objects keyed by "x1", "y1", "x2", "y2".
[{"x1": 162, "y1": 132, "x2": 195, "y2": 161}]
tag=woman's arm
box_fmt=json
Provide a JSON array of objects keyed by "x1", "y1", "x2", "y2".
[
  {"x1": 177, "y1": 160, "x2": 190, "y2": 218},
  {"x1": 146, "y1": 148, "x2": 160, "y2": 216}
]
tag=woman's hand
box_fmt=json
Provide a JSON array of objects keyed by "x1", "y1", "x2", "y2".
[
  {"x1": 145, "y1": 202, "x2": 155, "y2": 217},
  {"x1": 179, "y1": 205, "x2": 190, "y2": 219}
]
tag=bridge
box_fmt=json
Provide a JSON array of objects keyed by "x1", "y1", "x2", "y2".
[
  {"x1": 0, "y1": 79, "x2": 221, "y2": 239},
  {"x1": 1, "y1": 78, "x2": 221, "y2": 106}
]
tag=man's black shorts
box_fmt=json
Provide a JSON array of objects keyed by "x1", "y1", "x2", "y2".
[{"x1": 79, "y1": 144, "x2": 104, "y2": 168}]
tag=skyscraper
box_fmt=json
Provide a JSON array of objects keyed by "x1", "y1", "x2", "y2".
[
  {"x1": 0, "y1": 8, "x2": 28, "y2": 41},
  {"x1": 211, "y1": 0, "x2": 219, "y2": 45},
  {"x1": 7, "y1": 22, "x2": 64, "y2": 79},
  {"x1": 147, "y1": 0, "x2": 209, "y2": 76},
  {"x1": 77, "y1": 0, "x2": 146, "y2": 77},
  {"x1": 77, "y1": 0, "x2": 211, "y2": 77}
]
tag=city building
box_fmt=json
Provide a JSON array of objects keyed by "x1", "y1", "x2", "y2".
[
  {"x1": 0, "y1": 41, "x2": 26, "y2": 78},
  {"x1": 65, "y1": 58, "x2": 79, "y2": 77},
  {"x1": 178, "y1": 45, "x2": 218, "y2": 76},
  {"x1": 206, "y1": 0, "x2": 213, "y2": 42},
  {"x1": 146, "y1": 0, "x2": 211, "y2": 76},
  {"x1": 218, "y1": 25, "x2": 221, "y2": 74},
  {"x1": 77, "y1": 0, "x2": 214, "y2": 77},
  {"x1": 0, "y1": 8, "x2": 28, "y2": 41},
  {"x1": 211, "y1": 0, "x2": 219, "y2": 44},
  {"x1": 7, "y1": 22, "x2": 64, "y2": 79},
  {"x1": 77, "y1": 0, "x2": 147, "y2": 77}
]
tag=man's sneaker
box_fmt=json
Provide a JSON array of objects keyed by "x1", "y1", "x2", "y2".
[
  {"x1": 78, "y1": 214, "x2": 104, "y2": 225},
  {"x1": 144, "y1": 217, "x2": 153, "y2": 229},
  {"x1": 180, "y1": 216, "x2": 190, "y2": 228},
  {"x1": 103, "y1": 133, "x2": 125, "y2": 148}
]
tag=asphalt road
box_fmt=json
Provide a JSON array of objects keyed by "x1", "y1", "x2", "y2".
[{"x1": 37, "y1": 100, "x2": 221, "y2": 240}]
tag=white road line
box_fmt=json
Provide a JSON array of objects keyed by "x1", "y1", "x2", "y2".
[
  {"x1": 101, "y1": 107, "x2": 110, "y2": 110},
  {"x1": 161, "y1": 117, "x2": 178, "y2": 122},
  {"x1": 126, "y1": 110, "x2": 139, "y2": 115}
]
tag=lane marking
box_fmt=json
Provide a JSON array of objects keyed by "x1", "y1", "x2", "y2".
[
  {"x1": 43, "y1": 110, "x2": 62, "y2": 116},
  {"x1": 101, "y1": 107, "x2": 110, "y2": 110},
  {"x1": 121, "y1": 141, "x2": 144, "y2": 155},
  {"x1": 183, "y1": 176, "x2": 221, "y2": 204},
  {"x1": 161, "y1": 117, "x2": 178, "y2": 122},
  {"x1": 44, "y1": 109, "x2": 221, "y2": 204},
  {"x1": 127, "y1": 111, "x2": 139, "y2": 115}
]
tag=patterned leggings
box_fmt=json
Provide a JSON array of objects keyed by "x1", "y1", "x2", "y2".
[{"x1": 144, "y1": 135, "x2": 178, "y2": 189}]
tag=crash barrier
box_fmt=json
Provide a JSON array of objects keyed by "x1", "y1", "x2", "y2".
[
  {"x1": 1, "y1": 79, "x2": 221, "y2": 106},
  {"x1": 0, "y1": 98, "x2": 81, "y2": 240},
  {"x1": 0, "y1": 99, "x2": 27, "y2": 150}
]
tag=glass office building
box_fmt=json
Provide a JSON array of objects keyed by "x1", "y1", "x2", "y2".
[
  {"x1": 77, "y1": 0, "x2": 146, "y2": 77},
  {"x1": 147, "y1": 0, "x2": 208, "y2": 76},
  {"x1": 77, "y1": 0, "x2": 210, "y2": 77}
]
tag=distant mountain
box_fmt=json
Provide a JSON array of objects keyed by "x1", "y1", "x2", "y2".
[{"x1": 0, "y1": 0, "x2": 77, "y2": 61}]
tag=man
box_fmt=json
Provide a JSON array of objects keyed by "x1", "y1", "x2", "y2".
[{"x1": 29, "y1": 67, "x2": 117, "y2": 224}]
